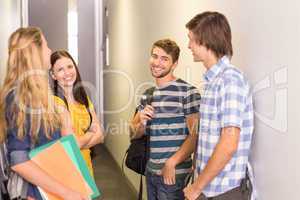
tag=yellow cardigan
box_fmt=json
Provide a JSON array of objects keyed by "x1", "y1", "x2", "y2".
[{"x1": 54, "y1": 96, "x2": 94, "y2": 177}]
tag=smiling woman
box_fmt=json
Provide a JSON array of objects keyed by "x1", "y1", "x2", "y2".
[{"x1": 50, "y1": 50, "x2": 105, "y2": 177}]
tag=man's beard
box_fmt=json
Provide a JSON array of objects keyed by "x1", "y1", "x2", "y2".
[{"x1": 151, "y1": 67, "x2": 172, "y2": 78}]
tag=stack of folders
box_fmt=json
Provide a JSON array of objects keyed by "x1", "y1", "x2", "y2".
[{"x1": 29, "y1": 135, "x2": 101, "y2": 200}]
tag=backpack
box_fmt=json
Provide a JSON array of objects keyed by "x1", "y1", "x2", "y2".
[
  {"x1": 0, "y1": 143, "x2": 9, "y2": 200},
  {"x1": 125, "y1": 135, "x2": 149, "y2": 176},
  {"x1": 0, "y1": 142, "x2": 28, "y2": 200},
  {"x1": 123, "y1": 87, "x2": 155, "y2": 200}
]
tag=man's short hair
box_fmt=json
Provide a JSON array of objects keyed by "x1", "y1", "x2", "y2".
[
  {"x1": 151, "y1": 39, "x2": 180, "y2": 63},
  {"x1": 186, "y1": 11, "x2": 233, "y2": 58}
]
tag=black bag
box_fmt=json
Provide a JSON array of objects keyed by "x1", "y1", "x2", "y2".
[
  {"x1": 125, "y1": 135, "x2": 149, "y2": 175},
  {"x1": 122, "y1": 87, "x2": 155, "y2": 200},
  {"x1": 124, "y1": 87, "x2": 155, "y2": 175}
]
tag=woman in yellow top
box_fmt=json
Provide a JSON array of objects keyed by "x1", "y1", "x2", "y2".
[{"x1": 50, "y1": 50, "x2": 104, "y2": 176}]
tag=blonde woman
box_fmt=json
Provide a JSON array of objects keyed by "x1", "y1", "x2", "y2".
[
  {"x1": 0, "y1": 27, "x2": 88, "y2": 200},
  {"x1": 50, "y1": 50, "x2": 104, "y2": 177}
]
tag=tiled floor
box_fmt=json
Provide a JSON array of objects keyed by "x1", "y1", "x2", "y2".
[{"x1": 93, "y1": 145, "x2": 137, "y2": 200}]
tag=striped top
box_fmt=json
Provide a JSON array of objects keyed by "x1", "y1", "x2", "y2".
[
  {"x1": 145, "y1": 79, "x2": 201, "y2": 177},
  {"x1": 196, "y1": 56, "x2": 254, "y2": 197}
]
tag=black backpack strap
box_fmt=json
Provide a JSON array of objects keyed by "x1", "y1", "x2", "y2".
[
  {"x1": 136, "y1": 87, "x2": 155, "y2": 200},
  {"x1": 138, "y1": 174, "x2": 143, "y2": 200},
  {"x1": 144, "y1": 87, "x2": 155, "y2": 96},
  {"x1": 121, "y1": 149, "x2": 128, "y2": 174}
]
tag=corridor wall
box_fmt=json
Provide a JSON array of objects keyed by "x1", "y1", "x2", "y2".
[
  {"x1": 28, "y1": 0, "x2": 68, "y2": 51},
  {"x1": 0, "y1": 1, "x2": 22, "y2": 84}
]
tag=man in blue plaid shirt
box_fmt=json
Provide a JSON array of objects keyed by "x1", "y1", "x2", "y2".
[{"x1": 183, "y1": 12, "x2": 254, "y2": 200}]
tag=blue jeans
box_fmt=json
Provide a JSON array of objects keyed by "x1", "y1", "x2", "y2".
[{"x1": 146, "y1": 171, "x2": 187, "y2": 200}]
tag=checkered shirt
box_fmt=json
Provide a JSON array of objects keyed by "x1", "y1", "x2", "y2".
[{"x1": 196, "y1": 56, "x2": 254, "y2": 197}]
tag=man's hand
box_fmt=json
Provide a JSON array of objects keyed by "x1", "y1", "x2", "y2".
[
  {"x1": 139, "y1": 105, "x2": 155, "y2": 124},
  {"x1": 161, "y1": 158, "x2": 176, "y2": 185},
  {"x1": 183, "y1": 183, "x2": 201, "y2": 200},
  {"x1": 130, "y1": 105, "x2": 155, "y2": 139}
]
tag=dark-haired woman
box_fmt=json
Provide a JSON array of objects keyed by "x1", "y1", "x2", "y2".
[{"x1": 50, "y1": 50, "x2": 104, "y2": 176}]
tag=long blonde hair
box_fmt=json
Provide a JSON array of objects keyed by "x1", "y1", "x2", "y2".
[{"x1": 0, "y1": 27, "x2": 60, "y2": 143}]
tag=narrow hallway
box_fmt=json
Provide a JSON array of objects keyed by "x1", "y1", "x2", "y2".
[{"x1": 93, "y1": 145, "x2": 137, "y2": 200}]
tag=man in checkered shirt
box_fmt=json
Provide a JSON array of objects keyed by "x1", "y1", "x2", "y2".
[{"x1": 183, "y1": 11, "x2": 254, "y2": 200}]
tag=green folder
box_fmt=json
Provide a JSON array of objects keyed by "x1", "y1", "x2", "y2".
[{"x1": 29, "y1": 135, "x2": 101, "y2": 199}]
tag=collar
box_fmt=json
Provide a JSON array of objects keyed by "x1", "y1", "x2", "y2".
[{"x1": 203, "y1": 56, "x2": 230, "y2": 82}]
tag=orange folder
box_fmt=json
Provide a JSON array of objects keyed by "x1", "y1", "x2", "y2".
[{"x1": 30, "y1": 142, "x2": 92, "y2": 200}]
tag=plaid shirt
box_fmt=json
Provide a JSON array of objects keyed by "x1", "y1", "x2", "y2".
[{"x1": 196, "y1": 56, "x2": 254, "y2": 197}]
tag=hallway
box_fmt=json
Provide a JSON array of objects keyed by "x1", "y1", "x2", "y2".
[{"x1": 93, "y1": 145, "x2": 137, "y2": 200}]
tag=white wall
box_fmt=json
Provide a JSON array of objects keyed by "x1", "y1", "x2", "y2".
[
  {"x1": 232, "y1": 1, "x2": 300, "y2": 199},
  {"x1": 28, "y1": 0, "x2": 68, "y2": 51},
  {"x1": 78, "y1": 0, "x2": 96, "y2": 85},
  {"x1": 0, "y1": 0, "x2": 22, "y2": 84},
  {"x1": 105, "y1": 0, "x2": 300, "y2": 199},
  {"x1": 77, "y1": 0, "x2": 103, "y2": 112}
]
